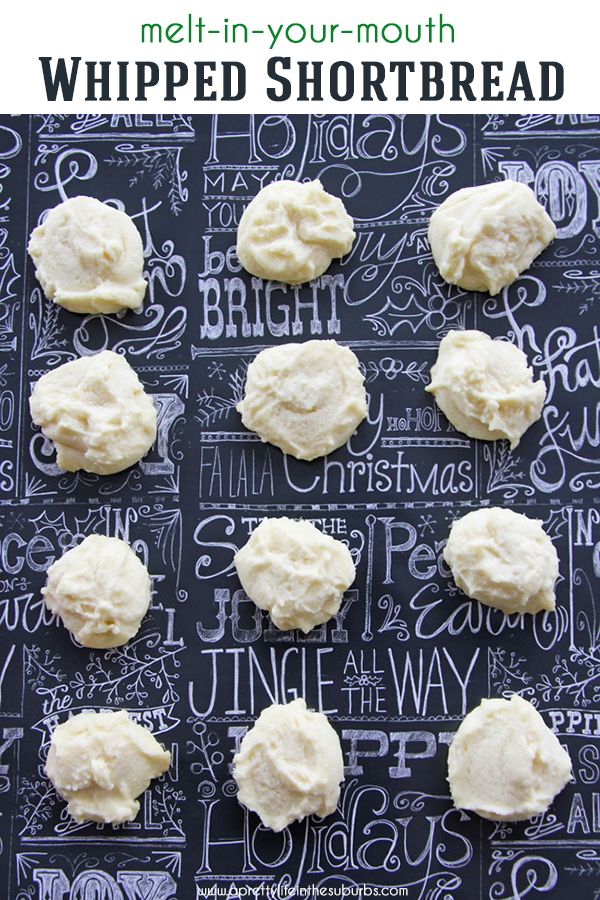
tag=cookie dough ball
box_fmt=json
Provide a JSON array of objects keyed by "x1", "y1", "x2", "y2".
[
  {"x1": 236, "y1": 180, "x2": 355, "y2": 284},
  {"x1": 235, "y1": 517, "x2": 355, "y2": 633},
  {"x1": 426, "y1": 330, "x2": 546, "y2": 449},
  {"x1": 43, "y1": 534, "x2": 151, "y2": 648},
  {"x1": 448, "y1": 695, "x2": 571, "y2": 821},
  {"x1": 233, "y1": 699, "x2": 344, "y2": 831},
  {"x1": 28, "y1": 196, "x2": 146, "y2": 314},
  {"x1": 237, "y1": 340, "x2": 367, "y2": 460},
  {"x1": 444, "y1": 507, "x2": 558, "y2": 615},
  {"x1": 46, "y1": 710, "x2": 170, "y2": 824},
  {"x1": 29, "y1": 350, "x2": 157, "y2": 475},
  {"x1": 428, "y1": 181, "x2": 556, "y2": 295}
]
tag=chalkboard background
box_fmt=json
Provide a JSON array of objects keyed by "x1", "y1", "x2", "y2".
[{"x1": 0, "y1": 114, "x2": 599, "y2": 899}]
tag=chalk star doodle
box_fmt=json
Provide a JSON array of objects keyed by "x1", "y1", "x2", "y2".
[
  {"x1": 196, "y1": 365, "x2": 247, "y2": 425},
  {"x1": 208, "y1": 361, "x2": 226, "y2": 380},
  {"x1": 418, "y1": 513, "x2": 435, "y2": 535}
]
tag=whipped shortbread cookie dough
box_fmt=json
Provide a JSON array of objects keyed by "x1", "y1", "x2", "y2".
[
  {"x1": 237, "y1": 340, "x2": 367, "y2": 460},
  {"x1": 29, "y1": 350, "x2": 157, "y2": 475},
  {"x1": 444, "y1": 507, "x2": 558, "y2": 615},
  {"x1": 448, "y1": 694, "x2": 572, "y2": 821},
  {"x1": 426, "y1": 330, "x2": 546, "y2": 449},
  {"x1": 236, "y1": 180, "x2": 355, "y2": 284},
  {"x1": 43, "y1": 534, "x2": 151, "y2": 648},
  {"x1": 46, "y1": 710, "x2": 171, "y2": 824},
  {"x1": 28, "y1": 196, "x2": 147, "y2": 314},
  {"x1": 428, "y1": 181, "x2": 556, "y2": 295},
  {"x1": 235, "y1": 517, "x2": 356, "y2": 633},
  {"x1": 233, "y1": 698, "x2": 344, "y2": 832}
]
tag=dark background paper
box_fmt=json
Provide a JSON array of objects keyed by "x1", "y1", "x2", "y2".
[{"x1": 0, "y1": 114, "x2": 599, "y2": 898}]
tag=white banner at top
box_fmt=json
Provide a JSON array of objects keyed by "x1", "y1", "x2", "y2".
[{"x1": 1, "y1": 0, "x2": 597, "y2": 112}]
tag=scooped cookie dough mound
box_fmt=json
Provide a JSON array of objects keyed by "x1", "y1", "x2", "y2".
[
  {"x1": 46, "y1": 710, "x2": 171, "y2": 824},
  {"x1": 237, "y1": 340, "x2": 367, "y2": 460},
  {"x1": 29, "y1": 350, "x2": 157, "y2": 475},
  {"x1": 233, "y1": 699, "x2": 344, "y2": 832},
  {"x1": 428, "y1": 181, "x2": 556, "y2": 295},
  {"x1": 43, "y1": 534, "x2": 151, "y2": 648},
  {"x1": 28, "y1": 196, "x2": 147, "y2": 314},
  {"x1": 235, "y1": 517, "x2": 356, "y2": 633},
  {"x1": 448, "y1": 695, "x2": 572, "y2": 821},
  {"x1": 444, "y1": 507, "x2": 558, "y2": 615},
  {"x1": 426, "y1": 330, "x2": 546, "y2": 449},
  {"x1": 236, "y1": 180, "x2": 355, "y2": 284}
]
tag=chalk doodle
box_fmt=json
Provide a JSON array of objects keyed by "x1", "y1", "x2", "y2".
[{"x1": 0, "y1": 114, "x2": 598, "y2": 897}]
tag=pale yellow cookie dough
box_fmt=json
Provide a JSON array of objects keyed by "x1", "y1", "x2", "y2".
[
  {"x1": 29, "y1": 350, "x2": 157, "y2": 475},
  {"x1": 43, "y1": 534, "x2": 151, "y2": 648},
  {"x1": 46, "y1": 710, "x2": 171, "y2": 824},
  {"x1": 28, "y1": 196, "x2": 147, "y2": 314},
  {"x1": 444, "y1": 507, "x2": 558, "y2": 615},
  {"x1": 234, "y1": 517, "x2": 356, "y2": 633},
  {"x1": 236, "y1": 179, "x2": 355, "y2": 284},
  {"x1": 233, "y1": 698, "x2": 344, "y2": 832},
  {"x1": 237, "y1": 340, "x2": 367, "y2": 460},
  {"x1": 448, "y1": 694, "x2": 571, "y2": 821},
  {"x1": 428, "y1": 181, "x2": 556, "y2": 295},
  {"x1": 426, "y1": 330, "x2": 546, "y2": 449}
]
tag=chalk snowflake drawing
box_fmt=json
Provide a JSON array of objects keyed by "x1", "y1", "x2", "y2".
[
  {"x1": 483, "y1": 441, "x2": 535, "y2": 499},
  {"x1": 418, "y1": 513, "x2": 435, "y2": 536},
  {"x1": 105, "y1": 145, "x2": 189, "y2": 215},
  {"x1": 196, "y1": 365, "x2": 247, "y2": 426},
  {"x1": 208, "y1": 361, "x2": 226, "y2": 381}
]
